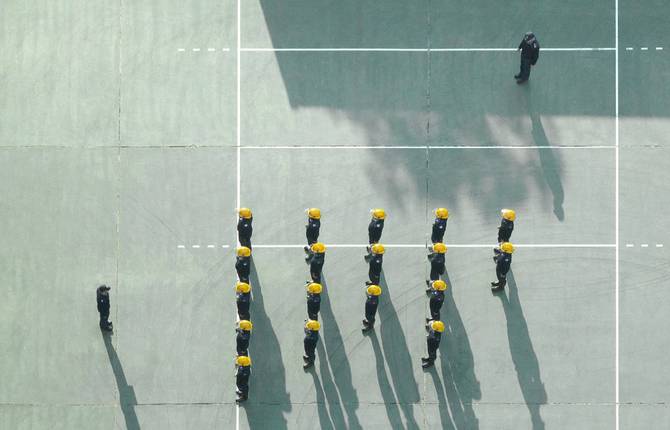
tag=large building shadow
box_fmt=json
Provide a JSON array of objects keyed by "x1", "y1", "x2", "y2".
[
  {"x1": 496, "y1": 270, "x2": 547, "y2": 430},
  {"x1": 319, "y1": 275, "x2": 362, "y2": 430},
  {"x1": 102, "y1": 332, "x2": 141, "y2": 430},
  {"x1": 246, "y1": 260, "x2": 291, "y2": 429},
  {"x1": 437, "y1": 268, "x2": 481, "y2": 430},
  {"x1": 378, "y1": 269, "x2": 420, "y2": 430}
]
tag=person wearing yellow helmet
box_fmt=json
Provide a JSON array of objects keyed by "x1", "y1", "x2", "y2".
[
  {"x1": 426, "y1": 243, "x2": 447, "y2": 285},
  {"x1": 365, "y1": 243, "x2": 384, "y2": 286},
  {"x1": 491, "y1": 242, "x2": 514, "y2": 291},
  {"x1": 235, "y1": 247, "x2": 252, "y2": 283},
  {"x1": 421, "y1": 320, "x2": 445, "y2": 369},
  {"x1": 305, "y1": 282, "x2": 322, "y2": 320},
  {"x1": 306, "y1": 242, "x2": 326, "y2": 283},
  {"x1": 304, "y1": 208, "x2": 322, "y2": 254},
  {"x1": 235, "y1": 355, "x2": 252, "y2": 402},
  {"x1": 362, "y1": 284, "x2": 382, "y2": 332},
  {"x1": 431, "y1": 208, "x2": 449, "y2": 244},
  {"x1": 366, "y1": 208, "x2": 386, "y2": 254},
  {"x1": 425, "y1": 280, "x2": 447, "y2": 323},
  {"x1": 236, "y1": 320, "x2": 253, "y2": 356},
  {"x1": 237, "y1": 208, "x2": 253, "y2": 249},
  {"x1": 303, "y1": 319, "x2": 321, "y2": 369},
  {"x1": 236, "y1": 282, "x2": 251, "y2": 320}
]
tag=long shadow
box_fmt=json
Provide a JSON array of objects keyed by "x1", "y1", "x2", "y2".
[
  {"x1": 497, "y1": 271, "x2": 547, "y2": 430},
  {"x1": 368, "y1": 330, "x2": 405, "y2": 428},
  {"x1": 319, "y1": 275, "x2": 362, "y2": 430},
  {"x1": 378, "y1": 269, "x2": 420, "y2": 430},
  {"x1": 315, "y1": 341, "x2": 347, "y2": 429},
  {"x1": 102, "y1": 332, "x2": 141, "y2": 430},
  {"x1": 427, "y1": 367, "x2": 456, "y2": 430},
  {"x1": 308, "y1": 367, "x2": 335, "y2": 430},
  {"x1": 440, "y1": 269, "x2": 481, "y2": 430},
  {"x1": 526, "y1": 86, "x2": 565, "y2": 221},
  {"x1": 246, "y1": 260, "x2": 291, "y2": 430}
]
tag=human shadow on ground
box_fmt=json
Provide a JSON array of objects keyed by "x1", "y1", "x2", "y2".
[
  {"x1": 319, "y1": 275, "x2": 362, "y2": 430},
  {"x1": 495, "y1": 270, "x2": 547, "y2": 430},
  {"x1": 378, "y1": 269, "x2": 420, "y2": 430},
  {"x1": 307, "y1": 366, "x2": 335, "y2": 430},
  {"x1": 246, "y1": 259, "x2": 291, "y2": 429},
  {"x1": 433, "y1": 268, "x2": 481, "y2": 430},
  {"x1": 102, "y1": 331, "x2": 141, "y2": 430},
  {"x1": 368, "y1": 330, "x2": 405, "y2": 428}
]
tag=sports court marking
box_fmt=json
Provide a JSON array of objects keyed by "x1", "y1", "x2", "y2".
[
  {"x1": 177, "y1": 243, "x2": 617, "y2": 249},
  {"x1": 240, "y1": 47, "x2": 615, "y2": 52},
  {"x1": 240, "y1": 145, "x2": 615, "y2": 150},
  {"x1": 177, "y1": 48, "x2": 231, "y2": 52},
  {"x1": 614, "y1": 0, "x2": 620, "y2": 427}
]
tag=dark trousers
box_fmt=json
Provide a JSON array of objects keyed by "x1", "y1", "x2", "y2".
[
  {"x1": 429, "y1": 299, "x2": 442, "y2": 321},
  {"x1": 237, "y1": 302, "x2": 250, "y2": 321},
  {"x1": 495, "y1": 268, "x2": 508, "y2": 288},
  {"x1": 369, "y1": 268, "x2": 381, "y2": 285},
  {"x1": 236, "y1": 337, "x2": 249, "y2": 356},
  {"x1": 304, "y1": 340, "x2": 317, "y2": 360},
  {"x1": 236, "y1": 268, "x2": 250, "y2": 284},
  {"x1": 236, "y1": 375, "x2": 249, "y2": 398},
  {"x1": 307, "y1": 302, "x2": 320, "y2": 320},
  {"x1": 426, "y1": 338, "x2": 440, "y2": 361},
  {"x1": 238, "y1": 236, "x2": 251, "y2": 250},
  {"x1": 99, "y1": 311, "x2": 110, "y2": 329},
  {"x1": 310, "y1": 264, "x2": 323, "y2": 283},
  {"x1": 365, "y1": 303, "x2": 378, "y2": 324},
  {"x1": 430, "y1": 264, "x2": 444, "y2": 281},
  {"x1": 431, "y1": 231, "x2": 444, "y2": 244},
  {"x1": 518, "y1": 57, "x2": 532, "y2": 81},
  {"x1": 306, "y1": 232, "x2": 318, "y2": 246}
]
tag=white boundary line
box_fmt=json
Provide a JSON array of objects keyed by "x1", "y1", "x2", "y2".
[
  {"x1": 615, "y1": 0, "x2": 620, "y2": 427},
  {"x1": 250, "y1": 243, "x2": 616, "y2": 249},
  {"x1": 235, "y1": 0, "x2": 241, "y2": 427},
  {"x1": 240, "y1": 47, "x2": 615, "y2": 53},
  {"x1": 240, "y1": 145, "x2": 615, "y2": 150}
]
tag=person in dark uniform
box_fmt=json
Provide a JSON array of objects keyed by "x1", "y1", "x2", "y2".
[
  {"x1": 306, "y1": 242, "x2": 326, "y2": 283},
  {"x1": 515, "y1": 32, "x2": 540, "y2": 84},
  {"x1": 96, "y1": 285, "x2": 113, "y2": 331},
  {"x1": 304, "y1": 208, "x2": 321, "y2": 253},
  {"x1": 235, "y1": 246, "x2": 251, "y2": 283},
  {"x1": 235, "y1": 282, "x2": 251, "y2": 321},
  {"x1": 365, "y1": 243, "x2": 384, "y2": 285},
  {"x1": 495, "y1": 208, "x2": 516, "y2": 259},
  {"x1": 236, "y1": 320, "x2": 252, "y2": 356},
  {"x1": 306, "y1": 282, "x2": 322, "y2": 320},
  {"x1": 235, "y1": 355, "x2": 251, "y2": 403},
  {"x1": 303, "y1": 319, "x2": 321, "y2": 369},
  {"x1": 362, "y1": 284, "x2": 381, "y2": 332},
  {"x1": 426, "y1": 242, "x2": 447, "y2": 283},
  {"x1": 491, "y1": 242, "x2": 514, "y2": 291},
  {"x1": 425, "y1": 280, "x2": 447, "y2": 323},
  {"x1": 421, "y1": 320, "x2": 445, "y2": 369},
  {"x1": 366, "y1": 208, "x2": 386, "y2": 254},
  {"x1": 237, "y1": 208, "x2": 253, "y2": 249},
  {"x1": 431, "y1": 208, "x2": 449, "y2": 244}
]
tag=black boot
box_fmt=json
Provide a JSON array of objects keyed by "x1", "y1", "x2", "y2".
[
  {"x1": 422, "y1": 359, "x2": 434, "y2": 369},
  {"x1": 303, "y1": 360, "x2": 314, "y2": 369}
]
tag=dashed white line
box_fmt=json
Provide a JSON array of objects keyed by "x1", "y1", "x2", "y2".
[
  {"x1": 207, "y1": 48, "x2": 216, "y2": 52},
  {"x1": 625, "y1": 47, "x2": 633, "y2": 51},
  {"x1": 207, "y1": 244, "x2": 216, "y2": 248},
  {"x1": 240, "y1": 47, "x2": 615, "y2": 52},
  {"x1": 640, "y1": 47, "x2": 649, "y2": 51},
  {"x1": 177, "y1": 48, "x2": 186, "y2": 52},
  {"x1": 192, "y1": 48, "x2": 201, "y2": 52},
  {"x1": 640, "y1": 244, "x2": 649, "y2": 248},
  {"x1": 657, "y1": 47, "x2": 664, "y2": 51},
  {"x1": 192, "y1": 245, "x2": 200, "y2": 248},
  {"x1": 177, "y1": 245, "x2": 186, "y2": 249},
  {"x1": 657, "y1": 244, "x2": 664, "y2": 248},
  {"x1": 625, "y1": 244, "x2": 634, "y2": 247}
]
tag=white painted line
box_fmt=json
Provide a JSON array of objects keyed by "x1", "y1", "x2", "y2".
[
  {"x1": 656, "y1": 244, "x2": 664, "y2": 247},
  {"x1": 192, "y1": 245, "x2": 201, "y2": 249},
  {"x1": 192, "y1": 48, "x2": 201, "y2": 52},
  {"x1": 221, "y1": 48, "x2": 231, "y2": 52},
  {"x1": 177, "y1": 245, "x2": 186, "y2": 249},
  {"x1": 625, "y1": 47, "x2": 633, "y2": 51},
  {"x1": 250, "y1": 243, "x2": 616, "y2": 249},
  {"x1": 177, "y1": 48, "x2": 186, "y2": 52},
  {"x1": 640, "y1": 47, "x2": 648, "y2": 51},
  {"x1": 615, "y1": 0, "x2": 620, "y2": 427},
  {"x1": 656, "y1": 47, "x2": 664, "y2": 51},
  {"x1": 222, "y1": 245, "x2": 231, "y2": 249},
  {"x1": 241, "y1": 47, "x2": 615, "y2": 53},
  {"x1": 625, "y1": 244, "x2": 634, "y2": 247},
  {"x1": 640, "y1": 244, "x2": 649, "y2": 248},
  {"x1": 207, "y1": 48, "x2": 216, "y2": 52},
  {"x1": 207, "y1": 245, "x2": 216, "y2": 248},
  {"x1": 240, "y1": 145, "x2": 614, "y2": 150},
  {"x1": 236, "y1": 0, "x2": 242, "y2": 426}
]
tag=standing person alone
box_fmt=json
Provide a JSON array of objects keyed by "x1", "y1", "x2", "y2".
[{"x1": 515, "y1": 32, "x2": 540, "y2": 84}]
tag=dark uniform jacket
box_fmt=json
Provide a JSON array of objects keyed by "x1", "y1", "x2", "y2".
[
  {"x1": 236, "y1": 256, "x2": 251, "y2": 278},
  {"x1": 236, "y1": 365, "x2": 251, "y2": 386},
  {"x1": 496, "y1": 253, "x2": 512, "y2": 277},
  {"x1": 236, "y1": 329, "x2": 251, "y2": 355},
  {"x1": 96, "y1": 288, "x2": 110, "y2": 315},
  {"x1": 236, "y1": 292, "x2": 251, "y2": 319},
  {"x1": 368, "y1": 219, "x2": 384, "y2": 243},
  {"x1": 518, "y1": 36, "x2": 540, "y2": 65},
  {"x1": 365, "y1": 295, "x2": 379, "y2": 321},
  {"x1": 498, "y1": 219, "x2": 514, "y2": 243},
  {"x1": 307, "y1": 293, "x2": 321, "y2": 319},
  {"x1": 306, "y1": 219, "x2": 320, "y2": 244},
  {"x1": 429, "y1": 291, "x2": 445, "y2": 314},
  {"x1": 426, "y1": 330, "x2": 442, "y2": 359},
  {"x1": 303, "y1": 329, "x2": 320, "y2": 357},
  {"x1": 431, "y1": 218, "x2": 447, "y2": 243}
]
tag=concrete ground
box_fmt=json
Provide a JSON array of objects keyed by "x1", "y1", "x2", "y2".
[{"x1": 0, "y1": 1, "x2": 668, "y2": 429}]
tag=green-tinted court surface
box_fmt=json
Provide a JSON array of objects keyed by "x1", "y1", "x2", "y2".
[{"x1": 1, "y1": 1, "x2": 669, "y2": 429}]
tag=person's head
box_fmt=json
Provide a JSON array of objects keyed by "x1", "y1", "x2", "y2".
[
  {"x1": 98, "y1": 285, "x2": 111, "y2": 294},
  {"x1": 524, "y1": 32, "x2": 536, "y2": 43}
]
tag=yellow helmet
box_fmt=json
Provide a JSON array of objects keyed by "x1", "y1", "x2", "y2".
[
  {"x1": 432, "y1": 243, "x2": 447, "y2": 254},
  {"x1": 431, "y1": 320, "x2": 445, "y2": 333},
  {"x1": 306, "y1": 282, "x2": 323, "y2": 294},
  {"x1": 432, "y1": 280, "x2": 447, "y2": 291},
  {"x1": 237, "y1": 246, "x2": 251, "y2": 257},
  {"x1": 371, "y1": 243, "x2": 385, "y2": 255},
  {"x1": 371, "y1": 208, "x2": 386, "y2": 220},
  {"x1": 366, "y1": 285, "x2": 382, "y2": 296},
  {"x1": 305, "y1": 320, "x2": 321, "y2": 331},
  {"x1": 238, "y1": 208, "x2": 252, "y2": 219},
  {"x1": 501, "y1": 209, "x2": 516, "y2": 221},
  {"x1": 239, "y1": 320, "x2": 253, "y2": 331},
  {"x1": 500, "y1": 242, "x2": 515, "y2": 254},
  {"x1": 311, "y1": 242, "x2": 326, "y2": 254},
  {"x1": 235, "y1": 282, "x2": 251, "y2": 293},
  {"x1": 435, "y1": 208, "x2": 449, "y2": 220},
  {"x1": 307, "y1": 208, "x2": 321, "y2": 220},
  {"x1": 236, "y1": 355, "x2": 251, "y2": 366}
]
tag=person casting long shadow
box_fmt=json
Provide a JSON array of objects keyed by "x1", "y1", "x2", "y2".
[
  {"x1": 315, "y1": 340, "x2": 347, "y2": 428},
  {"x1": 496, "y1": 271, "x2": 547, "y2": 430},
  {"x1": 440, "y1": 269, "x2": 481, "y2": 430},
  {"x1": 247, "y1": 259, "x2": 291, "y2": 429},
  {"x1": 102, "y1": 332, "x2": 141, "y2": 430},
  {"x1": 378, "y1": 269, "x2": 420, "y2": 430},
  {"x1": 427, "y1": 366, "x2": 456, "y2": 430},
  {"x1": 308, "y1": 365, "x2": 335, "y2": 430},
  {"x1": 369, "y1": 330, "x2": 406, "y2": 428},
  {"x1": 319, "y1": 276, "x2": 362, "y2": 430}
]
